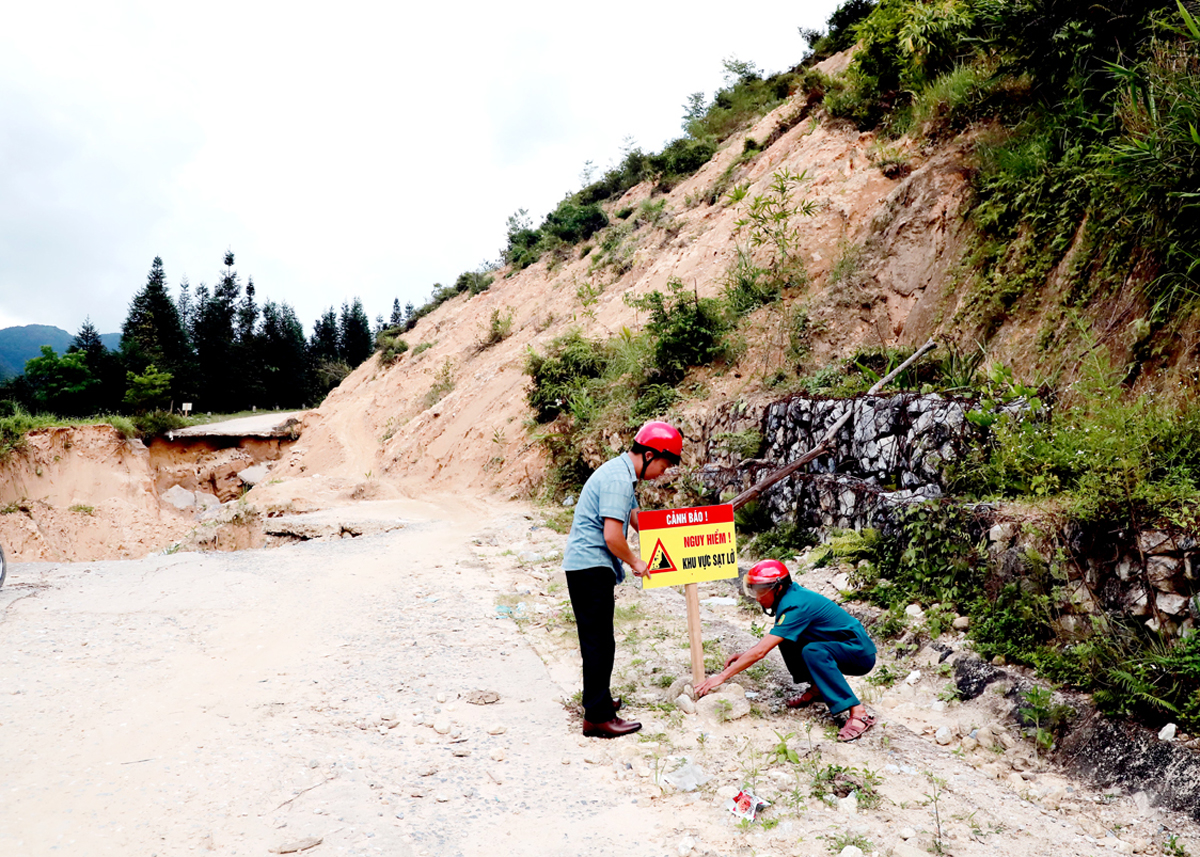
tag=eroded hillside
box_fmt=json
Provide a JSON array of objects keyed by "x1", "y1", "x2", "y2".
[{"x1": 250, "y1": 57, "x2": 986, "y2": 507}]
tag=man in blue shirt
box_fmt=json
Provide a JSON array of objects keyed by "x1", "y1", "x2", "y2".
[
  {"x1": 563, "y1": 421, "x2": 683, "y2": 738},
  {"x1": 695, "y1": 559, "x2": 878, "y2": 741}
]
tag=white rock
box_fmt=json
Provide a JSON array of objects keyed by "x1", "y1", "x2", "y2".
[
  {"x1": 905, "y1": 670, "x2": 922, "y2": 686},
  {"x1": 489, "y1": 747, "x2": 505, "y2": 762},
  {"x1": 832, "y1": 572, "x2": 851, "y2": 590},
  {"x1": 1159, "y1": 723, "x2": 1177, "y2": 741},
  {"x1": 237, "y1": 464, "x2": 269, "y2": 486},
  {"x1": 717, "y1": 785, "x2": 741, "y2": 800},
  {"x1": 953, "y1": 616, "x2": 970, "y2": 631},
  {"x1": 161, "y1": 484, "x2": 196, "y2": 510},
  {"x1": 899, "y1": 827, "x2": 916, "y2": 840},
  {"x1": 677, "y1": 835, "x2": 696, "y2": 856},
  {"x1": 838, "y1": 846, "x2": 865, "y2": 857},
  {"x1": 435, "y1": 793, "x2": 451, "y2": 802},
  {"x1": 767, "y1": 770, "x2": 792, "y2": 786},
  {"x1": 561, "y1": 757, "x2": 571, "y2": 765},
  {"x1": 436, "y1": 692, "x2": 447, "y2": 703},
  {"x1": 989, "y1": 523, "x2": 1012, "y2": 544},
  {"x1": 930, "y1": 700, "x2": 946, "y2": 713},
  {"x1": 696, "y1": 689, "x2": 751, "y2": 723},
  {"x1": 433, "y1": 717, "x2": 451, "y2": 735},
  {"x1": 894, "y1": 843, "x2": 928, "y2": 857},
  {"x1": 837, "y1": 795, "x2": 858, "y2": 815},
  {"x1": 935, "y1": 726, "x2": 954, "y2": 745},
  {"x1": 905, "y1": 603, "x2": 925, "y2": 619},
  {"x1": 487, "y1": 724, "x2": 507, "y2": 735},
  {"x1": 195, "y1": 491, "x2": 220, "y2": 510},
  {"x1": 583, "y1": 751, "x2": 604, "y2": 765},
  {"x1": 675, "y1": 694, "x2": 697, "y2": 715}
]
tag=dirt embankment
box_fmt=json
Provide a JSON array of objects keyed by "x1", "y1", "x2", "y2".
[{"x1": 0, "y1": 425, "x2": 292, "y2": 561}]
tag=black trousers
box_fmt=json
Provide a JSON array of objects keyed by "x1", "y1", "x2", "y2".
[{"x1": 566, "y1": 566, "x2": 618, "y2": 723}]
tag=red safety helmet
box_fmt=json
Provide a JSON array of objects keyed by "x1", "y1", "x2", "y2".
[
  {"x1": 743, "y1": 559, "x2": 791, "y2": 615},
  {"x1": 632, "y1": 420, "x2": 683, "y2": 465}
]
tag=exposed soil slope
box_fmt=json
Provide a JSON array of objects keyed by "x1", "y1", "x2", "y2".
[{"x1": 259, "y1": 72, "x2": 974, "y2": 503}]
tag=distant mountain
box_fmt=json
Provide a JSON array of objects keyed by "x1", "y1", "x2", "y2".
[{"x1": 0, "y1": 325, "x2": 121, "y2": 381}]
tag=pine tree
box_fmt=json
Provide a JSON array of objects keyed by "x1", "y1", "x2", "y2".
[
  {"x1": 120, "y1": 257, "x2": 195, "y2": 409},
  {"x1": 390, "y1": 299, "x2": 403, "y2": 328},
  {"x1": 69, "y1": 317, "x2": 120, "y2": 414},
  {"x1": 339, "y1": 298, "x2": 373, "y2": 367},
  {"x1": 71, "y1": 318, "x2": 105, "y2": 363},
  {"x1": 192, "y1": 252, "x2": 241, "y2": 412},
  {"x1": 235, "y1": 277, "x2": 264, "y2": 407},
  {"x1": 176, "y1": 277, "x2": 194, "y2": 335},
  {"x1": 309, "y1": 307, "x2": 348, "y2": 398},
  {"x1": 259, "y1": 301, "x2": 310, "y2": 408}
]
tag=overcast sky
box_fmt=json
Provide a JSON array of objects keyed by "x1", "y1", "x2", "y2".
[{"x1": 0, "y1": 0, "x2": 844, "y2": 338}]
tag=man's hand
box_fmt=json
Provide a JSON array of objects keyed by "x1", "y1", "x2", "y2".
[
  {"x1": 724, "y1": 653, "x2": 741, "y2": 669},
  {"x1": 630, "y1": 557, "x2": 649, "y2": 577},
  {"x1": 694, "y1": 675, "x2": 722, "y2": 698}
]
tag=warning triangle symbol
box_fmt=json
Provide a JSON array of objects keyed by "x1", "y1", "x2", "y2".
[{"x1": 646, "y1": 538, "x2": 677, "y2": 574}]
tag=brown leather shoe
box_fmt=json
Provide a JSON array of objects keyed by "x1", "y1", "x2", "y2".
[
  {"x1": 612, "y1": 697, "x2": 623, "y2": 713},
  {"x1": 581, "y1": 716, "x2": 642, "y2": 738}
]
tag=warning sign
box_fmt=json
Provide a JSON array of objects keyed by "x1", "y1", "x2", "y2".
[
  {"x1": 638, "y1": 504, "x2": 738, "y2": 590},
  {"x1": 645, "y1": 538, "x2": 677, "y2": 573}
]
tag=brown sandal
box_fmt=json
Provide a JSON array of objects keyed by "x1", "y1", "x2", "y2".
[
  {"x1": 785, "y1": 687, "x2": 824, "y2": 709},
  {"x1": 837, "y1": 713, "x2": 876, "y2": 742}
]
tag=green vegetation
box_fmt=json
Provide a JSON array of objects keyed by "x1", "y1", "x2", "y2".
[
  {"x1": 479, "y1": 308, "x2": 515, "y2": 349},
  {"x1": 1019, "y1": 686, "x2": 1075, "y2": 755},
  {"x1": 811, "y1": 0, "x2": 1200, "y2": 336},
  {"x1": 1, "y1": 251, "x2": 407, "y2": 440},
  {"x1": 423, "y1": 359, "x2": 456, "y2": 409},
  {"x1": 627, "y1": 278, "x2": 732, "y2": 385},
  {"x1": 374, "y1": 325, "x2": 410, "y2": 365},
  {"x1": 0, "y1": 403, "x2": 190, "y2": 462},
  {"x1": 810, "y1": 763, "x2": 882, "y2": 810},
  {"x1": 803, "y1": 480, "x2": 1200, "y2": 728}
]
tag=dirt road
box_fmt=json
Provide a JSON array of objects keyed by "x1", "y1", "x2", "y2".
[
  {"x1": 4, "y1": 496, "x2": 1199, "y2": 857},
  {"x1": 0, "y1": 497, "x2": 665, "y2": 857}
]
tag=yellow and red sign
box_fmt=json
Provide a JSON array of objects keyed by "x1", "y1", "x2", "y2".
[{"x1": 638, "y1": 504, "x2": 738, "y2": 590}]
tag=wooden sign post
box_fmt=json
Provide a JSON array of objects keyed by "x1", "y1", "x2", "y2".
[{"x1": 639, "y1": 504, "x2": 739, "y2": 687}]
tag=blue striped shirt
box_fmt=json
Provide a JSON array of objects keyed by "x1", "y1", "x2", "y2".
[{"x1": 563, "y1": 454, "x2": 638, "y2": 582}]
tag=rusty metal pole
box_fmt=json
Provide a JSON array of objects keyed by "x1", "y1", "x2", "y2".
[{"x1": 728, "y1": 339, "x2": 938, "y2": 511}]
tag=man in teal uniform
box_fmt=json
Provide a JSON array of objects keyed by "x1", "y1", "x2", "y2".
[
  {"x1": 563, "y1": 421, "x2": 683, "y2": 738},
  {"x1": 695, "y1": 559, "x2": 877, "y2": 741}
]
